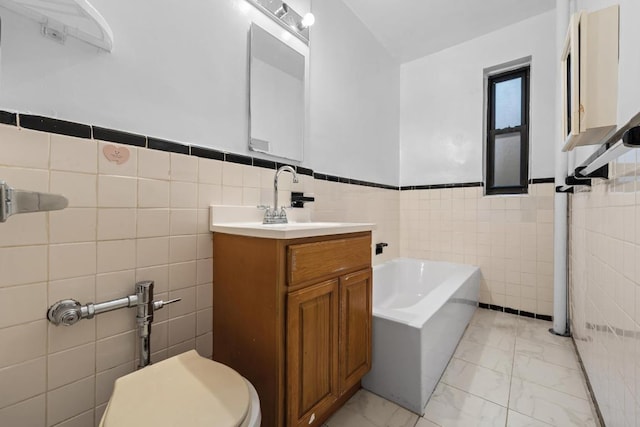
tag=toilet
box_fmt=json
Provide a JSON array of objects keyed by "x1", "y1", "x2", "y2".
[{"x1": 99, "y1": 350, "x2": 261, "y2": 427}]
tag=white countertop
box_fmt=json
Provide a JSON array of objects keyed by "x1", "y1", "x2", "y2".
[{"x1": 209, "y1": 206, "x2": 375, "y2": 239}]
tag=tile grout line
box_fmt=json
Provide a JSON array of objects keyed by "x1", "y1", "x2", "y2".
[
  {"x1": 504, "y1": 318, "x2": 519, "y2": 426},
  {"x1": 440, "y1": 316, "x2": 517, "y2": 411},
  {"x1": 468, "y1": 320, "x2": 583, "y2": 376},
  {"x1": 510, "y1": 318, "x2": 598, "y2": 425},
  {"x1": 45, "y1": 131, "x2": 51, "y2": 427},
  {"x1": 448, "y1": 353, "x2": 511, "y2": 379},
  {"x1": 512, "y1": 338, "x2": 584, "y2": 372},
  {"x1": 437, "y1": 379, "x2": 510, "y2": 414}
]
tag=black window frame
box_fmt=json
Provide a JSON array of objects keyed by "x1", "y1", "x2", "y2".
[{"x1": 486, "y1": 66, "x2": 530, "y2": 195}]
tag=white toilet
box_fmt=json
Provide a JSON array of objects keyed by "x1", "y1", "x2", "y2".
[{"x1": 99, "y1": 350, "x2": 261, "y2": 427}]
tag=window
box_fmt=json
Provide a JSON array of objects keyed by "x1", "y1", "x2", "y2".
[{"x1": 486, "y1": 67, "x2": 530, "y2": 195}]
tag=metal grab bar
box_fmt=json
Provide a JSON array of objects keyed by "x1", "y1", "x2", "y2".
[{"x1": 0, "y1": 180, "x2": 68, "y2": 222}]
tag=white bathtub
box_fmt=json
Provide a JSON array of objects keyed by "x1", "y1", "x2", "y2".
[{"x1": 362, "y1": 258, "x2": 480, "y2": 414}]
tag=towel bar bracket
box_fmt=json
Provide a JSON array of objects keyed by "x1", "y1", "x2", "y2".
[
  {"x1": 575, "y1": 165, "x2": 608, "y2": 180},
  {"x1": 556, "y1": 185, "x2": 574, "y2": 194},
  {"x1": 0, "y1": 180, "x2": 68, "y2": 223},
  {"x1": 565, "y1": 176, "x2": 591, "y2": 187}
]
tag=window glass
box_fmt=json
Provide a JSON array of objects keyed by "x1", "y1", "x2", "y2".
[
  {"x1": 493, "y1": 133, "x2": 522, "y2": 187},
  {"x1": 494, "y1": 78, "x2": 522, "y2": 129},
  {"x1": 485, "y1": 66, "x2": 529, "y2": 195}
]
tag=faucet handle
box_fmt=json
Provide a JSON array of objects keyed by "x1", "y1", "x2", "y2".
[
  {"x1": 257, "y1": 204, "x2": 270, "y2": 210},
  {"x1": 153, "y1": 298, "x2": 181, "y2": 311}
]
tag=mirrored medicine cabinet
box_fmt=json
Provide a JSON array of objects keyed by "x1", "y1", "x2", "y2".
[{"x1": 249, "y1": 22, "x2": 307, "y2": 162}]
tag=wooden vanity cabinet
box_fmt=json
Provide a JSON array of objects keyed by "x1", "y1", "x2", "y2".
[{"x1": 212, "y1": 232, "x2": 372, "y2": 427}]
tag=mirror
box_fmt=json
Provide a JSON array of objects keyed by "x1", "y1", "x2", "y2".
[{"x1": 249, "y1": 23, "x2": 306, "y2": 161}]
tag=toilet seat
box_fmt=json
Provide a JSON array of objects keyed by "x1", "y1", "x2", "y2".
[{"x1": 100, "y1": 350, "x2": 260, "y2": 427}]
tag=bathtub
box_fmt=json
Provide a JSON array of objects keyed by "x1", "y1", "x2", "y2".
[{"x1": 361, "y1": 258, "x2": 480, "y2": 414}]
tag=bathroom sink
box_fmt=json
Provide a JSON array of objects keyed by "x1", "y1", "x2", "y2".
[
  {"x1": 261, "y1": 221, "x2": 348, "y2": 228},
  {"x1": 209, "y1": 206, "x2": 375, "y2": 239},
  {"x1": 210, "y1": 221, "x2": 375, "y2": 239}
]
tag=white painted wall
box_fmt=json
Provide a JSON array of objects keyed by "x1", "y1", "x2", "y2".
[
  {"x1": 399, "y1": 11, "x2": 556, "y2": 186},
  {"x1": 0, "y1": 0, "x2": 257, "y2": 151},
  {"x1": 0, "y1": 0, "x2": 401, "y2": 184},
  {"x1": 308, "y1": 0, "x2": 400, "y2": 185}
]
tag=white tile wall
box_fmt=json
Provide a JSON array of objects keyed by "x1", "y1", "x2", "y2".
[
  {"x1": 311, "y1": 179, "x2": 400, "y2": 264},
  {"x1": 0, "y1": 124, "x2": 217, "y2": 426},
  {"x1": 0, "y1": 126, "x2": 49, "y2": 169},
  {"x1": 0, "y1": 120, "x2": 555, "y2": 425},
  {"x1": 0, "y1": 122, "x2": 402, "y2": 426},
  {"x1": 569, "y1": 151, "x2": 640, "y2": 427},
  {"x1": 51, "y1": 135, "x2": 97, "y2": 174},
  {"x1": 399, "y1": 184, "x2": 555, "y2": 315},
  {"x1": 0, "y1": 394, "x2": 46, "y2": 427}
]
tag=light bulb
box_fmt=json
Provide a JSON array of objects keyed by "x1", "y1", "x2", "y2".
[
  {"x1": 237, "y1": 0, "x2": 251, "y2": 14},
  {"x1": 297, "y1": 12, "x2": 315, "y2": 30}
]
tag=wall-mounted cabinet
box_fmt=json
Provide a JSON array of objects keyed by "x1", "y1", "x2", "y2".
[{"x1": 562, "y1": 5, "x2": 619, "y2": 151}]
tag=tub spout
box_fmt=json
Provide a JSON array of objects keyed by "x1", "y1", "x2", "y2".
[{"x1": 375, "y1": 242, "x2": 389, "y2": 255}]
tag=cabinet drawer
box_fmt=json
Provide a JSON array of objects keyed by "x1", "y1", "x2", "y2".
[{"x1": 288, "y1": 235, "x2": 370, "y2": 286}]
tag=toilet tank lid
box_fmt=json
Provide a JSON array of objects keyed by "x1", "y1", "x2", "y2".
[{"x1": 100, "y1": 350, "x2": 250, "y2": 427}]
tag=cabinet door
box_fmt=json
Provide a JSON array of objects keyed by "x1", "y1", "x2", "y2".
[
  {"x1": 287, "y1": 279, "x2": 339, "y2": 427},
  {"x1": 339, "y1": 269, "x2": 372, "y2": 394}
]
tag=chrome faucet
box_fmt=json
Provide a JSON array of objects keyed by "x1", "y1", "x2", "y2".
[{"x1": 262, "y1": 165, "x2": 299, "y2": 224}]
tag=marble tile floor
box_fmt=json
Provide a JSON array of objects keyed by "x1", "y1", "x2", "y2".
[{"x1": 324, "y1": 309, "x2": 601, "y2": 427}]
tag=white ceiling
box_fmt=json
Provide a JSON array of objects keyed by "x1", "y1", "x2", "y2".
[{"x1": 341, "y1": 0, "x2": 556, "y2": 63}]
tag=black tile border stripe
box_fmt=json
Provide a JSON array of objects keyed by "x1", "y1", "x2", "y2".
[
  {"x1": 20, "y1": 114, "x2": 92, "y2": 139},
  {"x1": 478, "y1": 303, "x2": 553, "y2": 322},
  {"x1": 296, "y1": 166, "x2": 313, "y2": 176},
  {"x1": 148, "y1": 137, "x2": 190, "y2": 155},
  {"x1": 529, "y1": 177, "x2": 555, "y2": 184},
  {"x1": 190, "y1": 146, "x2": 224, "y2": 161},
  {"x1": 313, "y1": 172, "x2": 399, "y2": 190},
  {"x1": 0, "y1": 110, "x2": 558, "y2": 193},
  {"x1": 0, "y1": 111, "x2": 17, "y2": 126},
  {"x1": 93, "y1": 126, "x2": 147, "y2": 147},
  {"x1": 400, "y1": 182, "x2": 484, "y2": 191},
  {"x1": 253, "y1": 158, "x2": 277, "y2": 170},
  {"x1": 226, "y1": 153, "x2": 253, "y2": 165}
]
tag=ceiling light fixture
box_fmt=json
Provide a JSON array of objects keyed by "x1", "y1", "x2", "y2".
[{"x1": 245, "y1": 0, "x2": 313, "y2": 44}]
